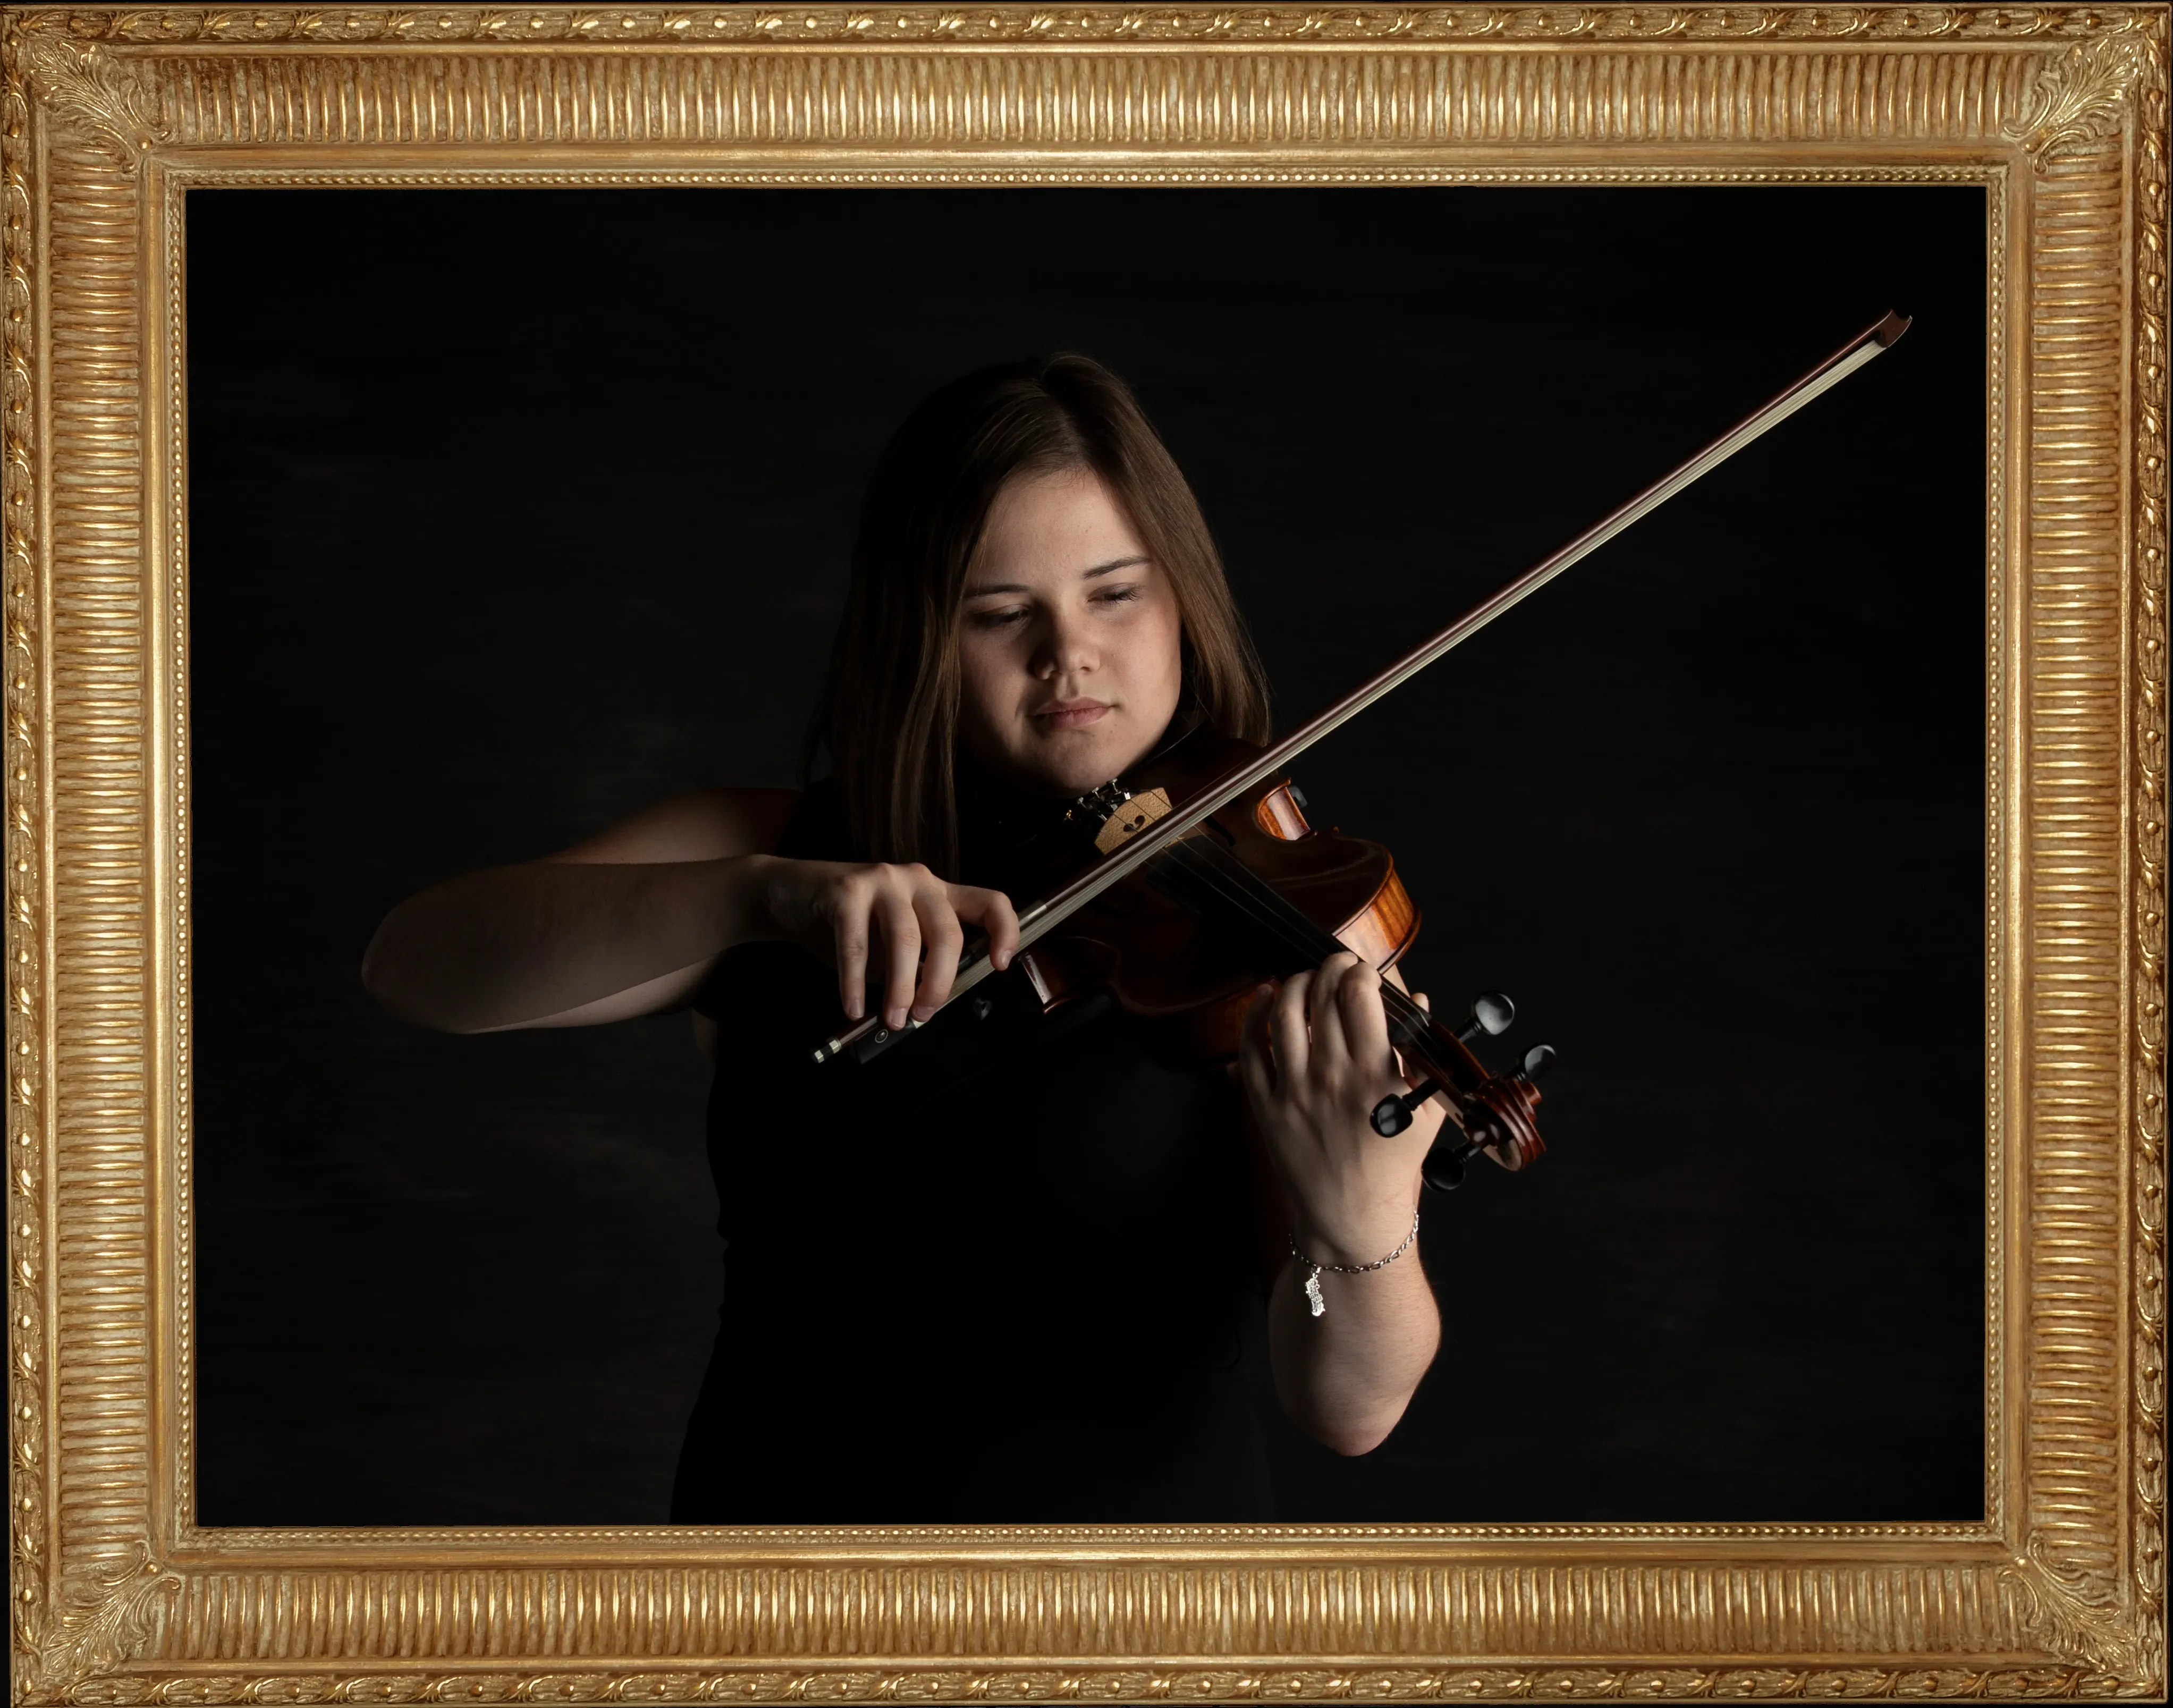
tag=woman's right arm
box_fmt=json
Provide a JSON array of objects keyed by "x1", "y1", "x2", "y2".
[{"x1": 360, "y1": 788, "x2": 1018, "y2": 1035}]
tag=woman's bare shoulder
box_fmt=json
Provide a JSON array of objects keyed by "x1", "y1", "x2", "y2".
[{"x1": 546, "y1": 787, "x2": 801, "y2": 866}]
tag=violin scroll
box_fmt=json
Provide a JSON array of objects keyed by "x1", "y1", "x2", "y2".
[
  {"x1": 1372, "y1": 990, "x2": 1553, "y2": 1193},
  {"x1": 1369, "y1": 991, "x2": 1511, "y2": 1134}
]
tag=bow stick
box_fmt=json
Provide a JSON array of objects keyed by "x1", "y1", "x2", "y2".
[{"x1": 815, "y1": 309, "x2": 1911, "y2": 1066}]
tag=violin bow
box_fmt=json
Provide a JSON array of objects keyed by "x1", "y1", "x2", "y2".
[{"x1": 815, "y1": 308, "x2": 1912, "y2": 1066}]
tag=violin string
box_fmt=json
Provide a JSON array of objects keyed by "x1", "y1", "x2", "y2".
[
  {"x1": 1153, "y1": 834, "x2": 1434, "y2": 1049},
  {"x1": 1152, "y1": 836, "x2": 1344, "y2": 970},
  {"x1": 1168, "y1": 835, "x2": 1432, "y2": 1045}
]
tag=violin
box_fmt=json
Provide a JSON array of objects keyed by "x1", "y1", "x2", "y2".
[
  {"x1": 994, "y1": 726, "x2": 1548, "y2": 1194},
  {"x1": 813, "y1": 311, "x2": 1912, "y2": 1194}
]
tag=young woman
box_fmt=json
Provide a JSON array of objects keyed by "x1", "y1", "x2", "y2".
[{"x1": 363, "y1": 356, "x2": 1448, "y2": 1522}]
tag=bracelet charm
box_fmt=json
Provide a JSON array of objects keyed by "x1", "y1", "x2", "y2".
[{"x1": 1290, "y1": 1210, "x2": 1421, "y2": 1318}]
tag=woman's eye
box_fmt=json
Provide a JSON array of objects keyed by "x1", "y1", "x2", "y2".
[
  {"x1": 968, "y1": 607, "x2": 1029, "y2": 629},
  {"x1": 1094, "y1": 585, "x2": 1143, "y2": 607}
]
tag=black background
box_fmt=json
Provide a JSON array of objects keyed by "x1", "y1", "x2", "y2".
[{"x1": 189, "y1": 184, "x2": 1986, "y2": 1526}]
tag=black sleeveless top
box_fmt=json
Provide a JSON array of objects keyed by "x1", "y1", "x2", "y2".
[{"x1": 671, "y1": 783, "x2": 1276, "y2": 1524}]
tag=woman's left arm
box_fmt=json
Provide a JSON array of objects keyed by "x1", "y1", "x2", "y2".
[{"x1": 1239, "y1": 953, "x2": 1446, "y2": 1456}]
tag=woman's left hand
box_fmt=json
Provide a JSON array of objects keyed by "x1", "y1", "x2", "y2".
[{"x1": 1238, "y1": 951, "x2": 1445, "y2": 1266}]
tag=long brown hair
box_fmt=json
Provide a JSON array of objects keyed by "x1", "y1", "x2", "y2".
[{"x1": 812, "y1": 355, "x2": 1271, "y2": 876}]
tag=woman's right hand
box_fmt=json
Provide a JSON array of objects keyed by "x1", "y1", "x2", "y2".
[{"x1": 751, "y1": 858, "x2": 1020, "y2": 1029}]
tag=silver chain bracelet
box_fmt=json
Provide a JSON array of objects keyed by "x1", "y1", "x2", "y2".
[{"x1": 1290, "y1": 1210, "x2": 1422, "y2": 1318}]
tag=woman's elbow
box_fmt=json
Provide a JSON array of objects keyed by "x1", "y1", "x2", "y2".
[
  {"x1": 1313, "y1": 1417, "x2": 1399, "y2": 1458},
  {"x1": 360, "y1": 913, "x2": 467, "y2": 1032},
  {"x1": 359, "y1": 923, "x2": 417, "y2": 1021},
  {"x1": 1279, "y1": 1390, "x2": 1413, "y2": 1457}
]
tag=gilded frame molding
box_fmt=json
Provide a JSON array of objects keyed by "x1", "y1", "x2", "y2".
[{"x1": 1, "y1": 3, "x2": 2163, "y2": 1699}]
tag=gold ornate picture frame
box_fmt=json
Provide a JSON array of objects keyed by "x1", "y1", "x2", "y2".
[{"x1": 2, "y1": 2, "x2": 2164, "y2": 1699}]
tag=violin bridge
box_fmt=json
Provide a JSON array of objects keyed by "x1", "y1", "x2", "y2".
[{"x1": 1088, "y1": 786, "x2": 1172, "y2": 855}]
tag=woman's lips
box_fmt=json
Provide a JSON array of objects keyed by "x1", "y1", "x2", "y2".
[{"x1": 1033, "y1": 699, "x2": 1112, "y2": 731}]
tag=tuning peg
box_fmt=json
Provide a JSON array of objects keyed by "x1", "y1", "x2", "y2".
[
  {"x1": 1455, "y1": 992, "x2": 1514, "y2": 1045},
  {"x1": 1421, "y1": 1097, "x2": 1514, "y2": 1193},
  {"x1": 1422, "y1": 1117, "x2": 1499, "y2": 1192},
  {"x1": 1371, "y1": 1077, "x2": 1442, "y2": 1137},
  {"x1": 1519, "y1": 1043, "x2": 1557, "y2": 1081},
  {"x1": 1421, "y1": 1139, "x2": 1469, "y2": 1192}
]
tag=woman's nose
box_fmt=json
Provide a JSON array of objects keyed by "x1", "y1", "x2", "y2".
[{"x1": 1034, "y1": 607, "x2": 1098, "y2": 678}]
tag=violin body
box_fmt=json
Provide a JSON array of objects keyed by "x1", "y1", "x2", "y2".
[
  {"x1": 1013, "y1": 768, "x2": 1416, "y2": 1057},
  {"x1": 985, "y1": 729, "x2": 1545, "y2": 1180}
]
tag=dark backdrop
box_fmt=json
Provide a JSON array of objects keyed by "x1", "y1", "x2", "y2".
[{"x1": 188, "y1": 184, "x2": 1986, "y2": 1526}]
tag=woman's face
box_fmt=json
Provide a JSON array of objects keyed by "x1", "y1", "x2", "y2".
[{"x1": 956, "y1": 466, "x2": 1186, "y2": 799}]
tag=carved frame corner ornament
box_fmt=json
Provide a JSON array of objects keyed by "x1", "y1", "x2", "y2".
[
  {"x1": 10, "y1": 33, "x2": 165, "y2": 163},
  {"x1": 2003, "y1": 31, "x2": 2157, "y2": 171},
  {"x1": 1999, "y1": 1534, "x2": 2157, "y2": 1681},
  {"x1": 14, "y1": 1545, "x2": 180, "y2": 1706},
  {"x1": 2, "y1": 2, "x2": 2167, "y2": 1702}
]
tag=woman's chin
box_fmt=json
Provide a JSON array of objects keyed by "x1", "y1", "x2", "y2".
[
  {"x1": 964, "y1": 711, "x2": 1175, "y2": 800},
  {"x1": 1013, "y1": 734, "x2": 1145, "y2": 797},
  {"x1": 1027, "y1": 760, "x2": 1118, "y2": 798}
]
